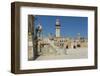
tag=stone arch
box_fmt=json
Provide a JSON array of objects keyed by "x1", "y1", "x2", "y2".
[
  {"x1": 66, "y1": 45, "x2": 69, "y2": 49},
  {"x1": 73, "y1": 45, "x2": 76, "y2": 49},
  {"x1": 77, "y1": 44, "x2": 81, "y2": 47}
]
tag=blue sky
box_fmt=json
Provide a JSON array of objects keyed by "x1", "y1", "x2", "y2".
[{"x1": 34, "y1": 15, "x2": 88, "y2": 38}]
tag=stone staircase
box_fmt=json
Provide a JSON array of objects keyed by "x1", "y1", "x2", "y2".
[{"x1": 47, "y1": 38, "x2": 67, "y2": 55}]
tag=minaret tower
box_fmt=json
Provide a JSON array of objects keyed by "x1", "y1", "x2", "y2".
[{"x1": 55, "y1": 18, "x2": 61, "y2": 37}]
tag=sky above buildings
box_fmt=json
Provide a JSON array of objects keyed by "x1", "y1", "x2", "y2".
[{"x1": 34, "y1": 15, "x2": 88, "y2": 38}]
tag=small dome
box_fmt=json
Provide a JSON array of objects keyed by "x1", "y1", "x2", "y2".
[{"x1": 56, "y1": 18, "x2": 60, "y2": 25}]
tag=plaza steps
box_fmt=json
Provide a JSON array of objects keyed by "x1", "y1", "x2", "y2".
[{"x1": 47, "y1": 38, "x2": 67, "y2": 55}]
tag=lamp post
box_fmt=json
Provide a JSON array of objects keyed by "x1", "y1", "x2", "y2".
[
  {"x1": 37, "y1": 23, "x2": 42, "y2": 39},
  {"x1": 35, "y1": 23, "x2": 42, "y2": 56}
]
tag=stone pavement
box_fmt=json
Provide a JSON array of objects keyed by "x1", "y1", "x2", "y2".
[{"x1": 36, "y1": 48, "x2": 88, "y2": 60}]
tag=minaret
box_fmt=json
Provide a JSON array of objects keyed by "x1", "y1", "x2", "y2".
[{"x1": 55, "y1": 18, "x2": 60, "y2": 37}]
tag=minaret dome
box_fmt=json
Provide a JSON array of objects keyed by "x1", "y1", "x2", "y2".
[{"x1": 56, "y1": 18, "x2": 60, "y2": 26}]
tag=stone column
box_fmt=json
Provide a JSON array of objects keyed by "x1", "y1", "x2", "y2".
[{"x1": 28, "y1": 15, "x2": 38, "y2": 60}]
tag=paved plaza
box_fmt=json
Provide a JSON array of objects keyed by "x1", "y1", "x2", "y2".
[{"x1": 36, "y1": 48, "x2": 88, "y2": 60}]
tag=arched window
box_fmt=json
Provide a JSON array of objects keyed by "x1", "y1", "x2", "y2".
[
  {"x1": 77, "y1": 44, "x2": 80, "y2": 47},
  {"x1": 66, "y1": 45, "x2": 68, "y2": 49}
]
